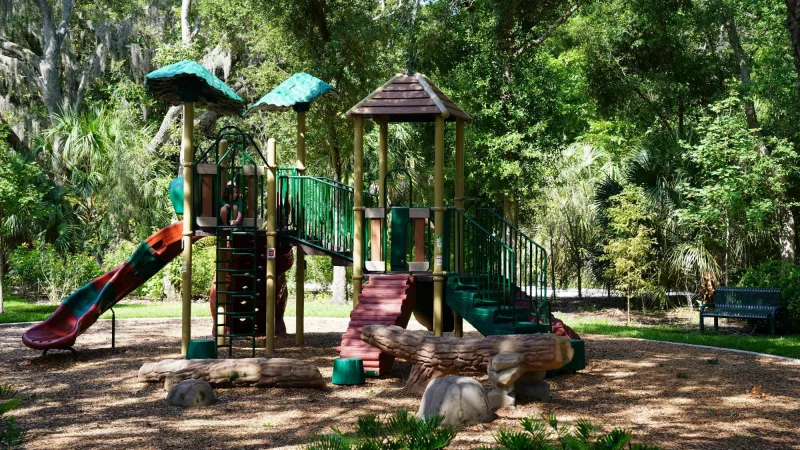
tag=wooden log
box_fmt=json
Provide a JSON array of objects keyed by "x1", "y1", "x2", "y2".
[
  {"x1": 138, "y1": 358, "x2": 326, "y2": 391},
  {"x1": 360, "y1": 325, "x2": 573, "y2": 392}
]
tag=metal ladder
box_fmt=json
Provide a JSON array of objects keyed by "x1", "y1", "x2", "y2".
[{"x1": 213, "y1": 225, "x2": 260, "y2": 357}]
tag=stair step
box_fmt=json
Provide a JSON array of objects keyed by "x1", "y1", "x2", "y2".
[
  {"x1": 358, "y1": 291, "x2": 407, "y2": 296},
  {"x1": 339, "y1": 338, "x2": 373, "y2": 347},
  {"x1": 339, "y1": 350, "x2": 381, "y2": 359},
  {"x1": 357, "y1": 298, "x2": 407, "y2": 305},
  {"x1": 367, "y1": 275, "x2": 411, "y2": 281},
  {"x1": 353, "y1": 304, "x2": 405, "y2": 312}
]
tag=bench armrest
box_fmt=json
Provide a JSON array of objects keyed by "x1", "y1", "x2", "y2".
[{"x1": 699, "y1": 303, "x2": 713, "y2": 314}]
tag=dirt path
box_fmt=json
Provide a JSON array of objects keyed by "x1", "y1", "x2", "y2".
[{"x1": 1, "y1": 317, "x2": 798, "y2": 449}]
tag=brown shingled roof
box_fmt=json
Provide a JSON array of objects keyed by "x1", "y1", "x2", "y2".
[{"x1": 346, "y1": 73, "x2": 472, "y2": 124}]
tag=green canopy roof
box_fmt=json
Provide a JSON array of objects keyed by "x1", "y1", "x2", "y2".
[
  {"x1": 245, "y1": 72, "x2": 335, "y2": 115},
  {"x1": 145, "y1": 60, "x2": 244, "y2": 116}
]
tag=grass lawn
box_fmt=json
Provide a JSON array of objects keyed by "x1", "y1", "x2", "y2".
[
  {"x1": 4, "y1": 295, "x2": 798, "y2": 359},
  {"x1": 568, "y1": 316, "x2": 800, "y2": 359},
  {"x1": 0, "y1": 294, "x2": 352, "y2": 324}
]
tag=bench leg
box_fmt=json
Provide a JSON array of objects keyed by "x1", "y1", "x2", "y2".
[
  {"x1": 699, "y1": 315, "x2": 704, "y2": 332},
  {"x1": 771, "y1": 315, "x2": 777, "y2": 336},
  {"x1": 713, "y1": 317, "x2": 718, "y2": 331}
]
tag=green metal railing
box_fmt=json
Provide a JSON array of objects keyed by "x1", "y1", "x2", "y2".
[
  {"x1": 278, "y1": 175, "x2": 376, "y2": 261},
  {"x1": 446, "y1": 208, "x2": 520, "y2": 321},
  {"x1": 475, "y1": 208, "x2": 549, "y2": 323}
]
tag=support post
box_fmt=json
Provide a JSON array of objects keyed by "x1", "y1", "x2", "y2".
[
  {"x1": 181, "y1": 102, "x2": 194, "y2": 356},
  {"x1": 217, "y1": 140, "x2": 229, "y2": 347},
  {"x1": 453, "y1": 119, "x2": 464, "y2": 338},
  {"x1": 266, "y1": 138, "x2": 278, "y2": 354},
  {"x1": 378, "y1": 119, "x2": 388, "y2": 265},
  {"x1": 433, "y1": 115, "x2": 445, "y2": 337},
  {"x1": 296, "y1": 111, "x2": 306, "y2": 346},
  {"x1": 353, "y1": 117, "x2": 365, "y2": 305},
  {"x1": 111, "y1": 307, "x2": 116, "y2": 349}
]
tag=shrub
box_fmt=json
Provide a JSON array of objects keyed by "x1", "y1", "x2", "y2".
[
  {"x1": 482, "y1": 414, "x2": 659, "y2": 450},
  {"x1": 306, "y1": 410, "x2": 456, "y2": 450},
  {"x1": 738, "y1": 261, "x2": 800, "y2": 329},
  {"x1": 8, "y1": 244, "x2": 103, "y2": 303},
  {"x1": 161, "y1": 238, "x2": 217, "y2": 300},
  {"x1": 103, "y1": 237, "x2": 217, "y2": 301},
  {"x1": 0, "y1": 384, "x2": 26, "y2": 448}
]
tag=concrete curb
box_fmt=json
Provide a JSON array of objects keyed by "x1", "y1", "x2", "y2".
[{"x1": 584, "y1": 334, "x2": 800, "y2": 363}]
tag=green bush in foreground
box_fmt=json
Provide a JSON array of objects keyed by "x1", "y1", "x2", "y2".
[
  {"x1": 0, "y1": 384, "x2": 26, "y2": 448},
  {"x1": 482, "y1": 414, "x2": 659, "y2": 450},
  {"x1": 305, "y1": 410, "x2": 456, "y2": 450}
]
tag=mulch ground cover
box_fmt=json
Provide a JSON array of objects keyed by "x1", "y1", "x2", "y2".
[{"x1": 1, "y1": 316, "x2": 798, "y2": 449}]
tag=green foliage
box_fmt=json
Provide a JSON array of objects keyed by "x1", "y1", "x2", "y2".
[
  {"x1": 739, "y1": 261, "x2": 800, "y2": 328},
  {"x1": 601, "y1": 186, "x2": 659, "y2": 320},
  {"x1": 305, "y1": 410, "x2": 456, "y2": 450},
  {"x1": 4, "y1": 0, "x2": 800, "y2": 308},
  {"x1": 676, "y1": 97, "x2": 798, "y2": 276},
  {"x1": 8, "y1": 244, "x2": 103, "y2": 303},
  {"x1": 0, "y1": 384, "x2": 26, "y2": 448},
  {"x1": 482, "y1": 413, "x2": 659, "y2": 450},
  {"x1": 40, "y1": 107, "x2": 172, "y2": 254}
]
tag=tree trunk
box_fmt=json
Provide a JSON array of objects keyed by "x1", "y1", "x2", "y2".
[
  {"x1": 576, "y1": 257, "x2": 582, "y2": 299},
  {"x1": 780, "y1": 206, "x2": 796, "y2": 263},
  {"x1": 181, "y1": 0, "x2": 195, "y2": 46},
  {"x1": 626, "y1": 294, "x2": 631, "y2": 324},
  {"x1": 725, "y1": 14, "x2": 761, "y2": 137},
  {"x1": 0, "y1": 251, "x2": 5, "y2": 314},
  {"x1": 728, "y1": 10, "x2": 797, "y2": 261},
  {"x1": 724, "y1": 215, "x2": 730, "y2": 285},
  {"x1": 331, "y1": 266, "x2": 347, "y2": 305},
  {"x1": 138, "y1": 358, "x2": 326, "y2": 390},
  {"x1": 785, "y1": 0, "x2": 800, "y2": 91},
  {"x1": 549, "y1": 235, "x2": 556, "y2": 301},
  {"x1": 360, "y1": 325, "x2": 573, "y2": 392}
]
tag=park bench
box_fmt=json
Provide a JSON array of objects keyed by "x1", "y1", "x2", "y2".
[{"x1": 700, "y1": 287, "x2": 789, "y2": 335}]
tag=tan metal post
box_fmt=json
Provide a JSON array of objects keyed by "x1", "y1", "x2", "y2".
[
  {"x1": 216, "y1": 139, "x2": 229, "y2": 347},
  {"x1": 296, "y1": 111, "x2": 306, "y2": 346},
  {"x1": 453, "y1": 119, "x2": 464, "y2": 337},
  {"x1": 266, "y1": 138, "x2": 277, "y2": 353},
  {"x1": 378, "y1": 120, "x2": 388, "y2": 263},
  {"x1": 352, "y1": 117, "x2": 365, "y2": 304},
  {"x1": 181, "y1": 102, "x2": 194, "y2": 356},
  {"x1": 433, "y1": 115, "x2": 445, "y2": 336}
]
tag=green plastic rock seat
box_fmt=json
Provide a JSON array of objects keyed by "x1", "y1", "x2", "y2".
[
  {"x1": 332, "y1": 358, "x2": 366, "y2": 385},
  {"x1": 547, "y1": 339, "x2": 586, "y2": 377},
  {"x1": 186, "y1": 338, "x2": 218, "y2": 360}
]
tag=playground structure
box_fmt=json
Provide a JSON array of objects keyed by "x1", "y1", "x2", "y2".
[{"x1": 22, "y1": 61, "x2": 571, "y2": 379}]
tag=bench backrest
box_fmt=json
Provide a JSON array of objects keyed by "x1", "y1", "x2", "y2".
[{"x1": 715, "y1": 287, "x2": 782, "y2": 308}]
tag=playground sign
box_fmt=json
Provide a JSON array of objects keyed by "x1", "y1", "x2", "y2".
[{"x1": 267, "y1": 248, "x2": 276, "y2": 260}]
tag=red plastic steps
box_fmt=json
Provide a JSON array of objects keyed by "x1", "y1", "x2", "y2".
[{"x1": 337, "y1": 274, "x2": 417, "y2": 376}]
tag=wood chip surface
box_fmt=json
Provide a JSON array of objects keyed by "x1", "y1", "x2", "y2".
[{"x1": 1, "y1": 316, "x2": 798, "y2": 449}]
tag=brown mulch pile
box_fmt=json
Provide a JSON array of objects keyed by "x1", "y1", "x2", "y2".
[{"x1": 1, "y1": 317, "x2": 799, "y2": 449}]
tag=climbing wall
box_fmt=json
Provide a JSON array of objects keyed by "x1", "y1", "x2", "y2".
[{"x1": 336, "y1": 275, "x2": 416, "y2": 376}]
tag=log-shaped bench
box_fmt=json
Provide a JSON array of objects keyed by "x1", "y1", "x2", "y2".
[{"x1": 700, "y1": 287, "x2": 789, "y2": 335}]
